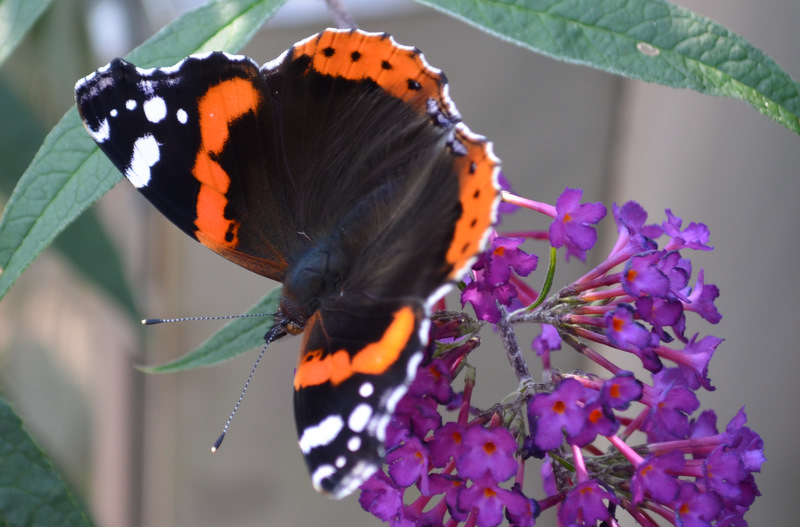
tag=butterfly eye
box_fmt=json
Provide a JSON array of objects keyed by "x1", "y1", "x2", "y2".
[{"x1": 286, "y1": 321, "x2": 305, "y2": 335}]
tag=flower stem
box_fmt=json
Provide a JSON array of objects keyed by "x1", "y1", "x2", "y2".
[{"x1": 498, "y1": 307, "x2": 532, "y2": 384}]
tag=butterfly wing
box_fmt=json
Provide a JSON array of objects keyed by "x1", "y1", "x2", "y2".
[
  {"x1": 293, "y1": 296, "x2": 426, "y2": 498},
  {"x1": 75, "y1": 53, "x2": 299, "y2": 280}
]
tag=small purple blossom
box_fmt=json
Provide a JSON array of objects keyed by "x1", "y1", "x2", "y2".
[
  {"x1": 599, "y1": 373, "x2": 643, "y2": 410},
  {"x1": 387, "y1": 435, "x2": 431, "y2": 494},
  {"x1": 428, "y1": 474, "x2": 468, "y2": 522},
  {"x1": 429, "y1": 421, "x2": 466, "y2": 468},
  {"x1": 457, "y1": 475, "x2": 513, "y2": 527},
  {"x1": 461, "y1": 236, "x2": 537, "y2": 323},
  {"x1": 631, "y1": 451, "x2": 684, "y2": 504},
  {"x1": 605, "y1": 304, "x2": 662, "y2": 372},
  {"x1": 359, "y1": 471, "x2": 406, "y2": 523},
  {"x1": 456, "y1": 425, "x2": 518, "y2": 482},
  {"x1": 528, "y1": 378, "x2": 589, "y2": 450},
  {"x1": 557, "y1": 479, "x2": 617, "y2": 526},
  {"x1": 549, "y1": 188, "x2": 606, "y2": 261},
  {"x1": 662, "y1": 209, "x2": 713, "y2": 252},
  {"x1": 614, "y1": 201, "x2": 663, "y2": 240},
  {"x1": 682, "y1": 270, "x2": 722, "y2": 324},
  {"x1": 724, "y1": 408, "x2": 766, "y2": 474},
  {"x1": 482, "y1": 237, "x2": 538, "y2": 286},
  {"x1": 622, "y1": 250, "x2": 671, "y2": 298},
  {"x1": 674, "y1": 483, "x2": 722, "y2": 527},
  {"x1": 636, "y1": 296, "x2": 685, "y2": 343},
  {"x1": 532, "y1": 324, "x2": 561, "y2": 356},
  {"x1": 568, "y1": 399, "x2": 619, "y2": 446},
  {"x1": 642, "y1": 369, "x2": 701, "y2": 442}
]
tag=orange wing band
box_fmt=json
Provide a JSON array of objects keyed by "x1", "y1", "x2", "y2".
[
  {"x1": 294, "y1": 306, "x2": 416, "y2": 390},
  {"x1": 193, "y1": 78, "x2": 261, "y2": 249},
  {"x1": 293, "y1": 31, "x2": 443, "y2": 113}
]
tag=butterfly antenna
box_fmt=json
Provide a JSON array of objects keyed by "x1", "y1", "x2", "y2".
[
  {"x1": 211, "y1": 323, "x2": 287, "y2": 453},
  {"x1": 142, "y1": 313, "x2": 271, "y2": 325}
]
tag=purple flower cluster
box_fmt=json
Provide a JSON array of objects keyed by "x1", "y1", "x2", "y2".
[
  {"x1": 358, "y1": 189, "x2": 764, "y2": 527},
  {"x1": 359, "y1": 314, "x2": 539, "y2": 526}
]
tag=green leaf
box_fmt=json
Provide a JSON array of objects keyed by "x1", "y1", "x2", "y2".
[
  {"x1": 0, "y1": 78, "x2": 137, "y2": 315},
  {"x1": 0, "y1": 0, "x2": 55, "y2": 66},
  {"x1": 143, "y1": 287, "x2": 282, "y2": 373},
  {"x1": 416, "y1": 0, "x2": 800, "y2": 136},
  {"x1": 0, "y1": 0, "x2": 287, "y2": 304},
  {"x1": 0, "y1": 395, "x2": 93, "y2": 527}
]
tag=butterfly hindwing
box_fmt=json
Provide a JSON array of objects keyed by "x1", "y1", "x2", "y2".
[{"x1": 293, "y1": 296, "x2": 426, "y2": 498}]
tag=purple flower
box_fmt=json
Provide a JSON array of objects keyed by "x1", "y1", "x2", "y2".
[
  {"x1": 482, "y1": 237, "x2": 538, "y2": 286},
  {"x1": 456, "y1": 425, "x2": 518, "y2": 483},
  {"x1": 429, "y1": 421, "x2": 466, "y2": 468},
  {"x1": 658, "y1": 250, "x2": 692, "y2": 296},
  {"x1": 724, "y1": 408, "x2": 766, "y2": 474},
  {"x1": 457, "y1": 476, "x2": 512, "y2": 527},
  {"x1": 549, "y1": 188, "x2": 606, "y2": 261},
  {"x1": 605, "y1": 304, "x2": 652, "y2": 350},
  {"x1": 461, "y1": 236, "x2": 538, "y2": 323},
  {"x1": 703, "y1": 446, "x2": 747, "y2": 502},
  {"x1": 461, "y1": 278, "x2": 518, "y2": 323},
  {"x1": 428, "y1": 474, "x2": 468, "y2": 521},
  {"x1": 614, "y1": 201, "x2": 663, "y2": 241},
  {"x1": 557, "y1": 479, "x2": 617, "y2": 526},
  {"x1": 671, "y1": 334, "x2": 721, "y2": 391},
  {"x1": 682, "y1": 270, "x2": 722, "y2": 324},
  {"x1": 386, "y1": 435, "x2": 431, "y2": 494},
  {"x1": 622, "y1": 251, "x2": 671, "y2": 298},
  {"x1": 568, "y1": 399, "x2": 619, "y2": 446},
  {"x1": 673, "y1": 483, "x2": 722, "y2": 527},
  {"x1": 598, "y1": 373, "x2": 643, "y2": 410},
  {"x1": 504, "y1": 484, "x2": 539, "y2": 526},
  {"x1": 532, "y1": 324, "x2": 561, "y2": 356},
  {"x1": 605, "y1": 304, "x2": 662, "y2": 372},
  {"x1": 662, "y1": 209, "x2": 713, "y2": 252},
  {"x1": 636, "y1": 296, "x2": 685, "y2": 343},
  {"x1": 631, "y1": 451, "x2": 684, "y2": 504},
  {"x1": 408, "y1": 359, "x2": 455, "y2": 404},
  {"x1": 392, "y1": 391, "x2": 441, "y2": 441},
  {"x1": 528, "y1": 378, "x2": 589, "y2": 450},
  {"x1": 642, "y1": 369, "x2": 700, "y2": 442},
  {"x1": 359, "y1": 471, "x2": 406, "y2": 523}
]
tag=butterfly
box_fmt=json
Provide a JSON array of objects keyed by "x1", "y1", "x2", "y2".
[{"x1": 75, "y1": 28, "x2": 500, "y2": 498}]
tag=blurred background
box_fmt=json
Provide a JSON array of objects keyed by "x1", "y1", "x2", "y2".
[{"x1": 0, "y1": 0, "x2": 798, "y2": 525}]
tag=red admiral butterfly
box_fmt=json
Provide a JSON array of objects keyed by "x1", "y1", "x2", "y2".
[{"x1": 75, "y1": 28, "x2": 500, "y2": 498}]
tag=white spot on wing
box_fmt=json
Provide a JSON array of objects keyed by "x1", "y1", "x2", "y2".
[
  {"x1": 311, "y1": 464, "x2": 336, "y2": 492},
  {"x1": 125, "y1": 134, "x2": 160, "y2": 188},
  {"x1": 328, "y1": 460, "x2": 378, "y2": 499},
  {"x1": 347, "y1": 436, "x2": 361, "y2": 452},
  {"x1": 374, "y1": 414, "x2": 391, "y2": 442},
  {"x1": 143, "y1": 96, "x2": 167, "y2": 123},
  {"x1": 406, "y1": 350, "x2": 424, "y2": 382},
  {"x1": 298, "y1": 415, "x2": 344, "y2": 454},
  {"x1": 176, "y1": 109, "x2": 188, "y2": 124},
  {"x1": 348, "y1": 404, "x2": 373, "y2": 433},
  {"x1": 88, "y1": 118, "x2": 110, "y2": 143},
  {"x1": 126, "y1": 99, "x2": 137, "y2": 110},
  {"x1": 359, "y1": 382, "x2": 374, "y2": 398},
  {"x1": 335, "y1": 456, "x2": 346, "y2": 468},
  {"x1": 109, "y1": 109, "x2": 118, "y2": 117}
]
